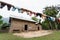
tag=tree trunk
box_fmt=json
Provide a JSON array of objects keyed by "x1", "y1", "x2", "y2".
[
  {"x1": 49, "y1": 21, "x2": 53, "y2": 30},
  {"x1": 55, "y1": 22, "x2": 58, "y2": 30}
]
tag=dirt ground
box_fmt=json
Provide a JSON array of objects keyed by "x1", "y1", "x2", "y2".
[{"x1": 13, "y1": 30, "x2": 53, "y2": 38}]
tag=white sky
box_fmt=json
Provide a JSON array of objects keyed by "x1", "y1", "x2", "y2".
[{"x1": 0, "y1": 0, "x2": 60, "y2": 23}]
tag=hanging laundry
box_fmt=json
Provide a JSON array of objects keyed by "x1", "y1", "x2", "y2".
[
  {"x1": 15, "y1": 7, "x2": 21, "y2": 13},
  {"x1": 41, "y1": 16, "x2": 46, "y2": 21},
  {"x1": 55, "y1": 18, "x2": 59, "y2": 23},
  {"x1": 31, "y1": 14, "x2": 35, "y2": 17},
  {"x1": 20, "y1": 10, "x2": 24, "y2": 13},
  {"x1": 58, "y1": 18, "x2": 60, "y2": 22},
  {"x1": 12, "y1": 7, "x2": 16, "y2": 11},
  {"x1": 46, "y1": 16, "x2": 55, "y2": 21},
  {"x1": 2, "y1": 5, "x2": 8, "y2": 10},
  {"x1": 0, "y1": 3, "x2": 6, "y2": 9},
  {"x1": 26, "y1": 12, "x2": 30, "y2": 15},
  {"x1": 29, "y1": 12, "x2": 32, "y2": 16},
  {"x1": 7, "y1": 5, "x2": 11, "y2": 11},
  {"x1": 51, "y1": 17, "x2": 55, "y2": 21},
  {"x1": 32, "y1": 12, "x2": 36, "y2": 16},
  {"x1": 18, "y1": 9, "x2": 20, "y2": 13},
  {"x1": 34, "y1": 13, "x2": 36, "y2": 16},
  {"x1": 10, "y1": 7, "x2": 13, "y2": 11},
  {"x1": 36, "y1": 13, "x2": 42, "y2": 17}
]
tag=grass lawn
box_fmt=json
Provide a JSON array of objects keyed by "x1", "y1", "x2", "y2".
[{"x1": 0, "y1": 31, "x2": 60, "y2": 40}]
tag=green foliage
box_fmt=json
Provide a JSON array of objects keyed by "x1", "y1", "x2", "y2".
[
  {"x1": 42, "y1": 6, "x2": 59, "y2": 30},
  {"x1": 42, "y1": 19, "x2": 50, "y2": 30},
  {"x1": 43, "y1": 6, "x2": 59, "y2": 17},
  {"x1": 0, "y1": 20, "x2": 3, "y2": 25},
  {"x1": 0, "y1": 15, "x2": 3, "y2": 29},
  {"x1": 32, "y1": 17, "x2": 38, "y2": 22},
  {"x1": 0, "y1": 15, "x2": 3, "y2": 25},
  {"x1": 1, "y1": 23, "x2": 10, "y2": 30},
  {"x1": 0, "y1": 16, "x2": 2, "y2": 19}
]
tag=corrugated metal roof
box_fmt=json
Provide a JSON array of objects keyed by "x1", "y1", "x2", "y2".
[{"x1": 10, "y1": 15, "x2": 36, "y2": 23}]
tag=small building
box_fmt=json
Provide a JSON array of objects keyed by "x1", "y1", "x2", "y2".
[{"x1": 9, "y1": 16, "x2": 42, "y2": 33}]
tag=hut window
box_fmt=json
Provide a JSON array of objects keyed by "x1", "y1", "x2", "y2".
[
  {"x1": 24, "y1": 25, "x2": 28, "y2": 30},
  {"x1": 9, "y1": 17, "x2": 11, "y2": 23}
]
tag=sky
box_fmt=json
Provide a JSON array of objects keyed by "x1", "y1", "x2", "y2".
[{"x1": 0, "y1": 0, "x2": 60, "y2": 23}]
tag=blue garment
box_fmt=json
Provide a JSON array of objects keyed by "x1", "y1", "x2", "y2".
[
  {"x1": 47, "y1": 16, "x2": 55, "y2": 21},
  {"x1": 12, "y1": 7, "x2": 21, "y2": 13},
  {"x1": 18, "y1": 9, "x2": 20, "y2": 13},
  {"x1": 7, "y1": 5, "x2": 11, "y2": 11},
  {"x1": 12, "y1": 7, "x2": 16, "y2": 11},
  {"x1": 50, "y1": 17, "x2": 55, "y2": 21}
]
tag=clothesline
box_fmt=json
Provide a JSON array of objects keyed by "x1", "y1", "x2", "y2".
[{"x1": 0, "y1": 1, "x2": 60, "y2": 23}]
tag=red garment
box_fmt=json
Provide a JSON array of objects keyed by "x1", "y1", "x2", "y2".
[
  {"x1": 34, "y1": 12, "x2": 36, "y2": 16},
  {"x1": 29, "y1": 12, "x2": 32, "y2": 16},
  {"x1": 58, "y1": 18, "x2": 60, "y2": 22},
  {"x1": 56, "y1": 18, "x2": 60, "y2": 23}
]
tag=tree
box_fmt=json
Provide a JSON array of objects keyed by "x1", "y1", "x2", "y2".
[
  {"x1": 42, "y1": 19, "x2": 50, "y2": 30},
  {"x1": 56, "y1": 11, "x2": 60, "y2": 29},
  {"x1": 43, "y1": 6, "x2": 58, "y2": 17},
  {"x1": 43, "y1": 6, "x2": 59, "y2": 30},
  {"x1": 1, "y1": 23, "x2": 10, "y2": 30},
  {"x1": 32, "y1": 17, "x2": 38, "y2": 22},
  {"x1": 0, "y1": 15, "x2": 3, "y2": 29}
]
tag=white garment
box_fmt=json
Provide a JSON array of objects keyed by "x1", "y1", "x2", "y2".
[
  {"x1": 0, "y1": 5, "x2": 10, "y2": 17},
  {"x1": 56, "y1": 11, "x2": 60, "y2": 18},
  {"x1": 36, "y1": 16, "x2": 45, "y2": 23},
  {"x1": 31, "y1": 14, "x2": 35, "y2": 17},
  {"x1": 50, "y1": 17, "x2": 55, "y2": 21}
]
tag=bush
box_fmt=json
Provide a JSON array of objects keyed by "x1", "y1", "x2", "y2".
[
  {"x1": 32, "y1": 17, "x2": 38, "y2": 22},
  {"x1": 42, "y1": 19, "x2": 50, "y2": 30},
  {"x1": 1, "y1": 23, "x2": 10, "y2": 30}
]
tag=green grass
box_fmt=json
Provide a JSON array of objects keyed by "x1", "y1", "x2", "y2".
[{"x1": 0, "y1": 31, "x2": 60, "y2": 40}]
